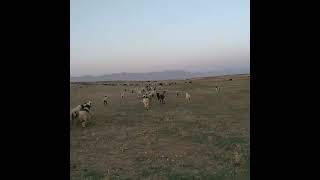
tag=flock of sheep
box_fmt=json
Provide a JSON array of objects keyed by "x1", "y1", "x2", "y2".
[{"x1": 71, "y1": 81, "x2": 221, "y2": 128}]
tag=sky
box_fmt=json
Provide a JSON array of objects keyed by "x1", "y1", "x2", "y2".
[{"x1": 71, "y1": 0, "x2": 250, "y2": 76}]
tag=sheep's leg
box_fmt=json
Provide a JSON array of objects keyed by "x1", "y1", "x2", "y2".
[{"x1": 82, "y1": 121, "x2": 86, "y2": 128}]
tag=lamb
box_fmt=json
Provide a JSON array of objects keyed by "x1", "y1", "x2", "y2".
[
  {"x1": 142, "y1": 95, "x2": 151, "y2": 110},
  {"x1": 185, "y1": 92, "x2": 191, "y2": 102}
]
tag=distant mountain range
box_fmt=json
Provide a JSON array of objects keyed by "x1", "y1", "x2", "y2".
[{"x1": 70, "y1": 68, "x2": 249, "y2": 82}]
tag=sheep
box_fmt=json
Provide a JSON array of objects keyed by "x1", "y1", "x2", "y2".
[
  {"x1": 215, "y1": 86, "x2": 220, "y2": 94},
  {"x1": 161, "y1": 91, "x2": 166, "y2": 104},
  {"x1": 70, "y1": 104, "x2": 83, "y2": 122},
  {"x1": 157, "y1": 91, "x2": 166, "y2": 104},
  {"x1": 176, "y1": 91, "x2": 179, "y2": 96},
  {"x1": 103, "y1": 96, "x2": 108, "y2": 105},
  {"x1": 121, "y1": 92, "x2": 125, "y2": 99},
  {"x1": 186, "y1": 92, "x2": 191, "y2": 102},
  {"x1": 142, "y1": 95, "x2": 151, "y2": 110},
  {"x1": 76, "y1": 107, "x2": 92, "y2": 128}
]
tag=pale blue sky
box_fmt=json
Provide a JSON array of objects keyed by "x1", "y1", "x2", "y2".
[{"x1": 71, "y1": 0, "x2": 250, "y2": 76}]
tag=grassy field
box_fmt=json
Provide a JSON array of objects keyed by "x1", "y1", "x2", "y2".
[{"x1": 70, "y1": 74, "x2": 250, "y2": 180}]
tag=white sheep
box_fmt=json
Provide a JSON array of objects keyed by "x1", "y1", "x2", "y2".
[
  {"x1": 121, "y1": 92, "x2": 125, "y2": 99},
  {"x1": 186, "y1": 92, "x2": 191, "y2": 102},
  {"x1": 142, "y1": 95, "x2": 151, "y2": 110},
  {"x1": 76, "y1": 107, "x2": 92, "y2": 128},
  {"x1": 70, "y1": 105, "x2": 82, "y2": 122}
]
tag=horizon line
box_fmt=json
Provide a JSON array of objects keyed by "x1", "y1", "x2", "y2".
[{"x1": 70, "y1": 68, "x2": 250, "y2": 78}]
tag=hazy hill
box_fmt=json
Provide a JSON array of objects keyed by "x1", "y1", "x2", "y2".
[{"x1": 70, "y1": 68, "x2": 249, "y2": 82}]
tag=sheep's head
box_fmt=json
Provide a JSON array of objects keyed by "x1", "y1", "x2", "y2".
[
  {"x1": 82, "y1": 107, "x2": 90, "y2": 112},
  {"x1": 87, "y1": 101, "x2": 93, "y2": 106}
]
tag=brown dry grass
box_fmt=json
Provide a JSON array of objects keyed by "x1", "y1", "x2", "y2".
[{"x1": 70, "y1": 74, "x2": 250, "y2": 180}]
